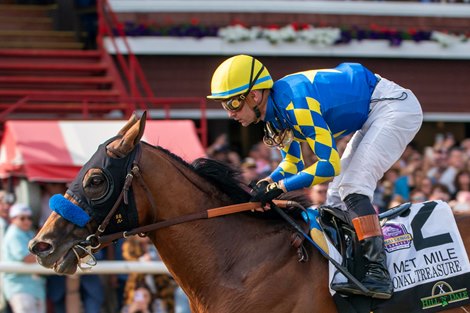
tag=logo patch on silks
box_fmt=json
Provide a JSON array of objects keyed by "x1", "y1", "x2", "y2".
[
  {"x1": 383, "y1": 222, "x2": 413, "y2": 253},
  {"x1": 420, "y1": 281, "x2": 469, "y2": 310}
]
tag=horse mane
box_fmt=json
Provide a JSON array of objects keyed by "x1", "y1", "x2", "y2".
[
  {"x1": 150, "y1": 143, "x2": 312, "y2": 208},
  {"x1": 191, "y1": 158, "x2": 251, "y2": 204},
  {"x1": 150, "y1": 144, "x2": 250, "y2": 203}
]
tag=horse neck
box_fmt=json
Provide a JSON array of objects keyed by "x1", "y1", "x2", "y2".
[
  {"x1": 136, "y1": 147, "x2": 279, "y2": 304},
  {"x1": 136, "y1": 146, "x2": 332, "y2": 312}
]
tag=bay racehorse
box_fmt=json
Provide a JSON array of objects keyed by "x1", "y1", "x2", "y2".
[{"x1": 29, "y1": 113, "x2": 470, "y2": 313}]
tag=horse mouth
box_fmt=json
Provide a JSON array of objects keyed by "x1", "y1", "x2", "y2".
[
  {"x1": 52, "y1": 249, "x2": 79, "y2": 275},
  {"x1": 33, "y1": 242, "x2": 80, "y2": 275}
]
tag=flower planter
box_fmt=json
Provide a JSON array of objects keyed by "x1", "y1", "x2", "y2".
[{"x1": 105, "y1": 36, "x2": 470, "y2": 59}]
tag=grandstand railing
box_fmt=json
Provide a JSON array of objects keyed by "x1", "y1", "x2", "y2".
[
  {"x1": 5, "y1": 0, "x2": 208, "y2": 147},
  {"x1": 97, "y1": 0, "x2": 147, "y2": 102},
  {"x1": 96, "y1": 0, "x2": 208, "y2": 147}
]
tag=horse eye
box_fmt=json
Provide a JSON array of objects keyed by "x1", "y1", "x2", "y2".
[
  {"x1": 90, "y1": 176, "x2": 104, "y2": 186},
  {"x1": 84, "y1": 172, "x2": 109, "y2": 201}
]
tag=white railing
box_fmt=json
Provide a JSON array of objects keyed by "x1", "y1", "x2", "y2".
[
  {"x1": 109, "y1": 0, "x2": 470, "y2": 18},
  {"x1": 0, "y1": 261, "x2": 170, "y2": 275}
]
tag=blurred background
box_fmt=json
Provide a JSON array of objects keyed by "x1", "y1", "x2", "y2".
[{"x1": 0, "y1": 0, "x2": 469, "y2": 312}]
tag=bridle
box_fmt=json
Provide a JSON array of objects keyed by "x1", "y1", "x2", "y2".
[
  {"x1": 70, "y1": 142, "x2": 293, "y2": 270},
  {"x1": 71, "y1": 143, "x2": 156, "y2": 269}
]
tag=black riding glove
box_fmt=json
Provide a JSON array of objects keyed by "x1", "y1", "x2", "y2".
[
  {"x1": 249, "y1": 180, "x2": 269, "y2": 196},
  {"x1": 250, "y1": 181, "x2": 284, "y2": 206}
]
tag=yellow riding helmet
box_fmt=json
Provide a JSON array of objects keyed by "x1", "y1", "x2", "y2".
[{"x1": 207, "y1": 55, "x2": 273, "y2": 100}]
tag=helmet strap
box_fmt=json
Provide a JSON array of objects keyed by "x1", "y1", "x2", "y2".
[
  {"x1": 252, "y1": 89, "x2": 267, "y2": 124},
  {"x1": 253, "y1": 105, "x2": 261, "y2": 124},
  {"x1": 245, "y1": 57, "x2": 267, "y2": 124},
  {"x1": 243, "y1": 57, "x2": 265, "y2": 100}
]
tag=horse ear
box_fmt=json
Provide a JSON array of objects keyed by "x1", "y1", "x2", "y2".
[
  {"x1": 126, "y1": 111, "x2": 146, "y2": 146},
  {"x1": 117, "y1": 112, "x2": 139, "y2": 136},
  {"x1": 107, "y1": 112, "x2": 147, "y2": 157}
]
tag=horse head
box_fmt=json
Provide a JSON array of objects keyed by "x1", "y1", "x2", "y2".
[{"x1": 29, "y1": 112, "x2": 147, "y2": 274}]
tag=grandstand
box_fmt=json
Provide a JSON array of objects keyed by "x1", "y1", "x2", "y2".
[
  {"x1": 0, "y1": 0, "x2": 469, "y2": 151},
  {"x1": 105, "y1": 0, "x2": 470, "y2": 152}
]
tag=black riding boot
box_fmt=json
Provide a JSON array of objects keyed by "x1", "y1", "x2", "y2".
[
  {"x1": 359, "y1": 235, "x2": 393, "y2": 299},
  {"x1": 331, "y1": 194, "x2": 393, "y2": 299},
  {"x1": 331, "y1": 220, "x2": 393, "y2": 299}
]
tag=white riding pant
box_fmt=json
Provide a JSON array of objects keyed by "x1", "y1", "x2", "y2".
[{"x1": 326, "y1": 77, "x2": 423, "y2": 210}]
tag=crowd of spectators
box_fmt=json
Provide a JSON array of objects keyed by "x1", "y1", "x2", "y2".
[
  {"x1": 206, "y1": 131, "x2": 470, "y2": 214},
  {"x1": 1, "y1": 130, "x2": 470, "y2": 313}
]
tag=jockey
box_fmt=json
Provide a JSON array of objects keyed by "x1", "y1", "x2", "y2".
[{"x1": 207, "y1": 55, "x2": 423, "y2": 299}]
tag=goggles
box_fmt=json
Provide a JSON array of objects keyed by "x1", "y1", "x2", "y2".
[
  {"x1": 263, "y1": 122, "x2": 294, "y2": 149},
  {"x1": 221, "y1": 95, "x2": 246, "y2": 112}
]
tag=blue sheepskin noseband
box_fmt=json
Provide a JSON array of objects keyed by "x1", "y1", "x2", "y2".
[{"x1": 50, "y1": 194, "x2": 90, "y2": 227}]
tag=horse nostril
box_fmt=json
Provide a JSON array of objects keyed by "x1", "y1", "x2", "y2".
[{"x1": 31, "y1": 241, "x2": 53, "y2": 256}]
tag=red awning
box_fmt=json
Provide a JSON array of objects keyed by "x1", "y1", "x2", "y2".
[{"x1": 0, "y1": 120, "x2": 206, "y2": 182}]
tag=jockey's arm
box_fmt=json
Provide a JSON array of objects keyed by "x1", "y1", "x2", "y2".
[
  {"x1": 269, "y1": 112, "x2": 341, "y2": 192},
  {"x1": 269, "y1": 140, "x2": 305, "y2": 186}
]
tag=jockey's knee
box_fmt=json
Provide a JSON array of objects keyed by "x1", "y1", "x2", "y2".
[{"x1": 344, "y1": 193, "x2": 376, "y2": 217}]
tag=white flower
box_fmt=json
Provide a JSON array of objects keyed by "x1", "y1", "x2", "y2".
[
  {"x1": 218, "y1": 25, "x2": 253, "y2": 43},
  {"x1": 299, "y1": 26, "x2": 341, "y2": 46},
  {"x1": 431, "y1": 31, "x2": 466, "y2": 47},
  {"x1": 218, "y1": 24, "x2": 344, "y2": 47},
  {"x1": 262, "y1": 28, "x2": 283, "y2": 44},
  {"x1": 249, "y1": 26, "x2": 263, "y2": 41},
  {"x1": 278, "y1": 25, "x2": 298, "y2": 42}
]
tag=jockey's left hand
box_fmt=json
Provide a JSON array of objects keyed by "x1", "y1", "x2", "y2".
[{"x1": 250, "y1": 181, "x2": 285, "y2": 209}]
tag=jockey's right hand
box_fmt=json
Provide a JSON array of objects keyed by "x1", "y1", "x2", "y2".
[
  {"x1": 249, "y1": 180, "x2": 269, "y2": 212},
  {"x1": 250, "y1": 180, "x2": 284, "y2": 211}
]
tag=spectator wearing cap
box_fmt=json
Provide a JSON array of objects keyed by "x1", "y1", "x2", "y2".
[
  {"x1": 1, "y1": 203, "x2": 46, "y2": 313},
  {"x1": 241, "y1": 157, "x2": 259, "y2": 185},
  {"x1": 0, "y1": 191, "x2": 13, "y2": 313},
  {"x1": 247, "y1": 142, "x2": 272, "y2": 178}
]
